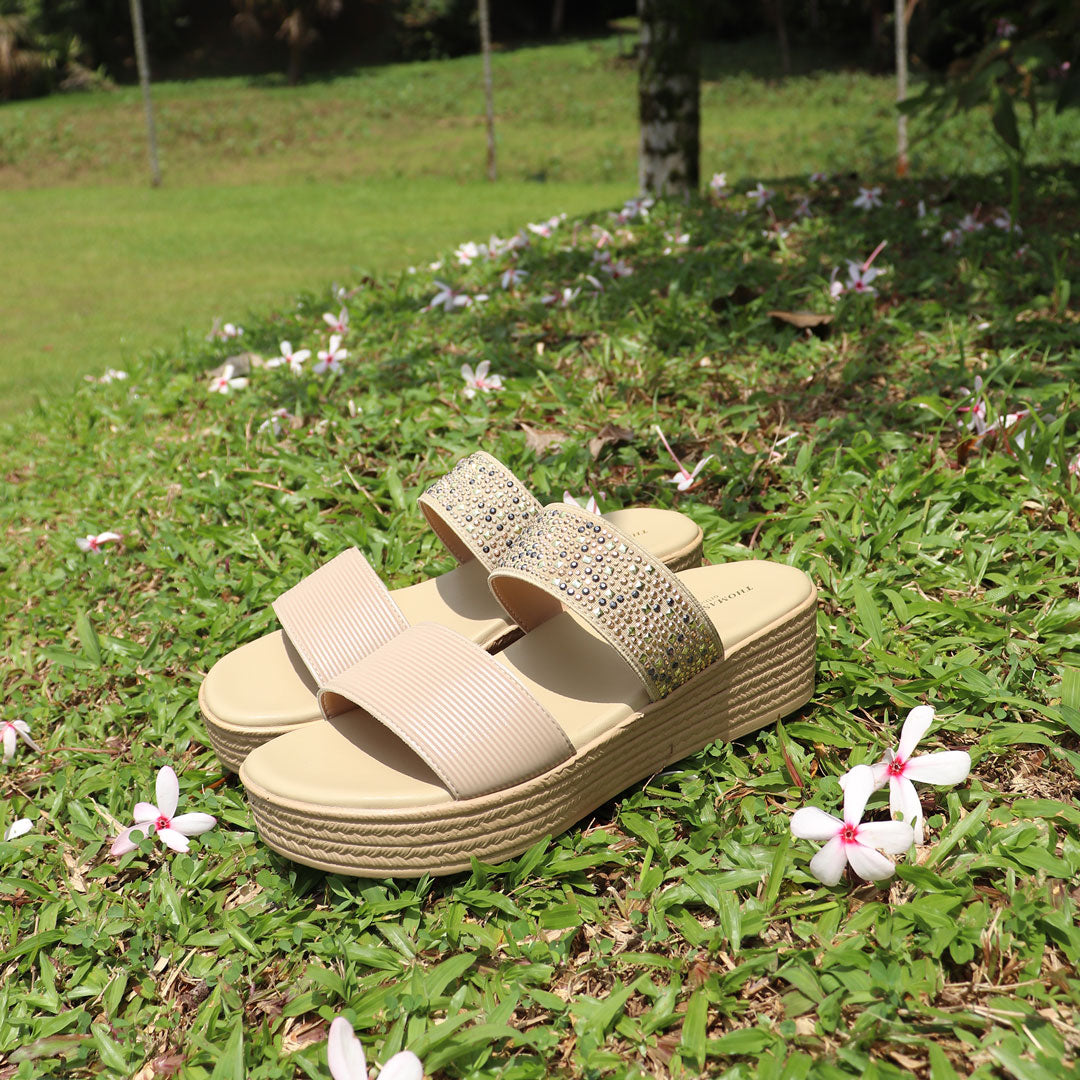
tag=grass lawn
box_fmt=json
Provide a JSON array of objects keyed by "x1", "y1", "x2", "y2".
[
  {"x1": 4, "y1": 36, "x2": 1079, "y2": 417},
  {"x1": 1, "y1": 151, "x2": 1078, "y2": 1077}
]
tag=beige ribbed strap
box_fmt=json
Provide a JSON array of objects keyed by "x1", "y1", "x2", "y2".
[
  {"x1": 319, "y1": 622, "x2": 573, "y2": 800},
  {"x1": 417, "y1": 451, "x2": 543, "y2": 572},
  {"x1": 272, "y1": 549, "x2": 409, "y2": 685},
  {"x1": 489, "y1": 504, "x2": 723, "y2": 701}
]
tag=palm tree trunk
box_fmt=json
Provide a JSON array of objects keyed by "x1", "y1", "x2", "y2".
[
  {"x1": 478, "y1": 0, "x2": 496, "y2": 181},
  {"x1": 128, "y1": 0, "x2": 161, "y2": 187},
  {"x1": 637, "y1": 0, "x2": 700, "y2": 198}
]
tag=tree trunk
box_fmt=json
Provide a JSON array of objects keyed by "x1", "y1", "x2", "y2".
[
  {"x1": 551, "y1": 0, "x2": 565, "y2": 36},
  {"x1": 637, "y1": 0, "x2": 700, "y2": 198},
  {"x1": 763, "y1": 0, "x2": 791, "y2": 77},
  {"x1": 128, "y1": 0, "x2": 161, "y2": 186},
  {"x1": 478, "y1": 0, "x2": 496, "y2": 181},
  {"x1": 894, "y1": 0, "x2": 908, "y2": 175}
]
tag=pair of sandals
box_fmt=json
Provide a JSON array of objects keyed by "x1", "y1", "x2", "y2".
[{"x1": 199, "y1": 452, "x2": 818, "y2": 877}]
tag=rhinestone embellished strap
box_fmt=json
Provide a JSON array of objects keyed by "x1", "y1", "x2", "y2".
[
  {"x1": 418, "y1": 451, "x2": 543, "y2": 572},
  {"x1": 488, "y1": 504, "x2": 723, "y2": 701}
]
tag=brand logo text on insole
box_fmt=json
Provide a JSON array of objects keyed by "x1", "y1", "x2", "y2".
[{"x1": 703, "y1": 585, "x2": 755, "y2": 609}]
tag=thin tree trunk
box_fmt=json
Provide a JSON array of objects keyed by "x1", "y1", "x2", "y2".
[
  {"x1": 551, "y1": 0, "x2": 565, "y2": 36},
  {"x1": 763, "y1": 0, "x2": 791, "y2": 77},
  {"x1": 128, "y1": 0, "x2": 161, "y2": 186},
  {"x1": 637, "y1": 0, "x2": 700, "y2": 198},
  {"x1": 894, "y1": 0, "x2": 908, "y2": 175},
  {"x1": 478, "y1": 0, "x2": 496, "y2": 181}
]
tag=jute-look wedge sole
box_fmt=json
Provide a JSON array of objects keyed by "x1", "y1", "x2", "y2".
[
  {"x1": 201, "y1": 452, "x2": 703, "y2": 771},
  {"x1": 240, "y1": 506, "x2": 816, "y2": 877}
]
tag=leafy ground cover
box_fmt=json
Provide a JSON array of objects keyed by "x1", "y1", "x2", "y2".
[
  {"x1": 4, "y1": 35, "x2": 1080, "y2": 416},
  {"x1": 2, "y1": 157, "x2": 1079, "y2": 1078}
]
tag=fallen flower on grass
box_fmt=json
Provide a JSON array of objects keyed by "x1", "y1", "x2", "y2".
[
  {"x1": 323, "y1": 308, "x2": 349, "y2": 335},
  {"x1": 258, "y1": 408, "x2": 294, "y2": 436},
  {"x1": 461, "y1": 360, "x2": 502, "y2": 399},
  {"x1": 957, "y1": 375, "x2": 988, "y2": 435},
  {"x1": 266, "y1": 341, "x2": 311, "y2": 373},
  {"x1": 830, "y1": 239, "x2": 887, "y2": 299},
  {"x1": 208, "y1": 364, "x2": 248, "y2": 394},
  {"x1": 809, "y1": 171, "x2": 829, "y2": 184},
  {"x1": 111, "y1": 765, "x2": 216, "y2": 856},
  {"x1": 327, "y1": 1016, "x2": 422, "y2": 1080},
  {"x1": 424, "y1": 281, "x2": 471, "y2": 312},
  {"x1": 853, "y1": 186, "x2": 883, "y2": 211},
  {"x1": 541, "y1": 286, "x2": 580, "y2": 307},
  {"x1": 77, "y1": 530, "x2": 122, "y2": 554},
  {"x1": 563, "y1": 490, "x2": 601, "y2": 514},
  {"x1": 747, "y1": 182, "x2": 774, "y2": 208},
  {"x1": 655, "y1": 425, "x2": 714, "y2": 492},
  {"x1": 708, "y1": 172, "x2": 729, "y2": 197},
  {"x1": 2, "y1": 719, "x2": 40, "y2": 763},
  {"x1": 791, "y1": 764, "x2": 914, "y2": 885},
  {"x1": 793, "y1": 195, "x2": 813, "y2": 219},
  {"x1": 3, "y1": 818, "x2": 32, "y2": 841},
  {"x1": 207, "y1": 320, "x2": 244, "y2": 341},
  {"x1": 500, "y1": 267, "x2": 528, "y2": 290},
  {"x1": 85, "y1": 368, "x2": 129, "y2": 385},
  {"x1": 315, "y1": 336, "x2": 347, "y2": 375},
  {"x1": 841, "y1": 706, "x2": 971, "y2": 845}
]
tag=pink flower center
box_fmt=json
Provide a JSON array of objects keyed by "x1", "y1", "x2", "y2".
[
  {"x1": 841, "y1": 823, "x2": 859, "y2": 844},
  {"x1": 888, "y1": 756, "x2": 907, "y2": 777},
  {"x1": 154, "y1": 814, "x2": 171, "y2": 832}
]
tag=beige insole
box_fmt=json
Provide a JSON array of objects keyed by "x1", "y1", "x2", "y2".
[
  {"x1": 202, "y1": 507, "x2": 701, "y2": 729},
  {"x1": 240, "y1": 561, "x2": 814, "y2": 810}
]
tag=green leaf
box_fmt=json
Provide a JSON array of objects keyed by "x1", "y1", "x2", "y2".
[
  {"x1": 679, "y1": 989, "x2": 708, "y2": 1069},
  {"x1": 852, "y1": 581, "x2": 884, "y2": 648},
  {"x1": 90, "y1": 1023, "x2": 128, "y2": 1074},
  {"x1": 993, "y1": 90, "x2": 1021, "y2": 152},
  {"x1": 75, "y1": 611, "x2": 102, "y2": 666},
  {"x1": 208, "y1": 1019, "x2": 244, "y2": 1080}
]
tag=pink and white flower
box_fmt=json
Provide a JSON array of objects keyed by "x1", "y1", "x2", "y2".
[
  {"x1": 322, "y1": 308, "x2": 349, "y2": 335},
  {"x1": 327, "y1": 1016, "x2": 422, "y2": 1080},
  {"x1": 1069, "y1": 452, "x2": 1080, "y2": 476},
  {"x1": 77, "y1": 531, "x2": 122, "y2": 554},
  {"x1": 708, "y1": 172, "x2": 729, "y2": 197},
  {"x1": 258, "y1": 408, "x2": 294, "y2": 436},
  {"x1": 958, "y1": 212, "x2": 984, "y2": 234},
  {"x1": 747, "y1": 182, "x2": 774, "y2": 208},
  {"x1": 957, "y1": 375, "x2": 988, "y2": 435},
  {"x1": 995, "y1": 17, "x2": 1017, "y2": 38},
  {"x1": 85, "y1": 368, "x2": 129, "y2": 385},
  {"x1": 563, "y1": 490, "x2": 601, "y2": 515},
  {"x1": 111, "y1": 765, "x2": 216, "y2": 857},
  {"x1": 2, "y1": 719, "x2": 40, "y2": 763},
  {"x1": 991, "y1": 208, "x2": 1021, "y2": 233},
  {"x1": 208, "y1": 364, "x2": 248, "y2": 394},
  {"x1": 601, "y1": 257, "x2": 633, "y2": 279},
  {"x1": 461, "y1": 360, "x2": 503, "y2": 399},
  {"x1": 266, "y1": 341, "x2": 311, "y2": 373},
  {"x1": 3, "y1": 818, "x2": 32, "y2": 841},
  {"x1": 500, "y1": 267, "x2": 528, "y2": 290},
  {"x1": 843, "y1": 706, "x2": 971, "y2": 845},
  {"x1": 793, "y1": 195, "x2": 813, "y2": 219},
  {"x1": 314, "y1": 335, "x2": 347, "y2": 375},
  {"x1": 791, "y1": 764, "x2": 914, "y2": 885},
  {"x1": 943, "y1": 227, "x2": 963, "y2": 247},
  {"x1": 809, "y1": 171, "x2": 829, "y2": 184},
  {"x1": 655, "y1": 425, "x2": 713, "y2": 492},
  {"x1": 425, "y1": 281, "x2": 471, "y2": 312},
  {"x1": 853, "y1": 186, "x2": 883, "y2": 211},
  {"x1": 541, "y1": 286, "x2": 580, "y2": 307}
]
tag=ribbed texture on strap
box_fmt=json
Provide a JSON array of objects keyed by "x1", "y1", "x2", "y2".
[
  {"x1": 318, "y1": 622, "x2": 573, "y2": 800},
  {"x1": 272, "y1": 549, "x2": 409, "y2": 685},
  {"x1": 417, "y1": 451, "x2": 543, "y2": 571},
  {"x1": 489, "y1": 504, "x2": 723, "y2": 702}
]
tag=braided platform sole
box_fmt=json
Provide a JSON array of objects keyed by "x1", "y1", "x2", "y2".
[{"x1": 240, "y1": 587, "x2": 817, "y2": 877}]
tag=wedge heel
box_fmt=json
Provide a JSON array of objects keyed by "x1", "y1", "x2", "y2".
[{"x1": 241, "y1": 586, "x2": 817, "y2": 877}]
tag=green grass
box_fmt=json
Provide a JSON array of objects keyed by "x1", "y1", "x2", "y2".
[
  {"x1": 4, "y1": 36, "x2": 1079, "y2": 416},
  {"x1": 1, "y1": 161, "x2": 1079, "y2": 1077},
  {"x1": 0, "y1": 179, "x2": 628, "y2": 416}
]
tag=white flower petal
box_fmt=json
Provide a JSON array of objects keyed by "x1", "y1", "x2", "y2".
[
  {"x1": 111, "y1": 823, "x2": 154, "y2": 856},
  {"x1": 460, "y1": 363, "x2": 474, "y2": 381},
  {"x1": 2, "y1": 727, "x2": 15, "y2": 762},
  {"x1": 790, "y1": 806, "x2": 842, "y2": 841},
  {"x1": 97, "y1": 531, "x2": 122, "y2": 544},
  {"x1": 903, "y1": 750, "x2": 971, "y2": 787},
  {"x1": 170, "y1": 813, "x2": 216, "y2": 837},
  {"x1": 156, "y1": 827, "x2": 190, "y2": 853},
  {"x1": 898, "y1": 705, "x2": 935, "y2": 760},
  {"x1": 328, "y1": 1017, "x2": 367, "y2": 1080},
  {"x1": 378, "y1": 1050, "x2": 424, "y2": 1080},
  {"x1": 846, "y1": 841, "x2": 897, "y2": 882},
  {"x1": 156, "y1": 766, "x2": 179, "y2": 819},
  {"x1": 76, "y1": 537, "x2": 92, "y2": 552},
  {"x1": 859, "y1": 819, "x2": 915, "y2": 855},
  {"x1": 841, "y1": 763, "x2": 876, "y2": 825},
  {"x1": 475, "y1": 360, "x2": 490, "y2": 379},
  {"x1": 809, "y1": 836, "x2": 848, "y2": 886},
  {"x1": 4, "y1": 817, "x2": 32, "y2": 840},
  {"x1": 133, "y1": 802, "x2": 158, "y2": 823},
  {"x1": 889, "y1": 776, "x2": 924, "y2": 842}
]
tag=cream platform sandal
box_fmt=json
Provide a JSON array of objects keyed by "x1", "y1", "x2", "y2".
[
  {"x1": 201, "y1": 453, "x2": 704, "y2": 769},
  {"x1": 239, "y1": 503, "x2": 817, "y2": 877}
]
